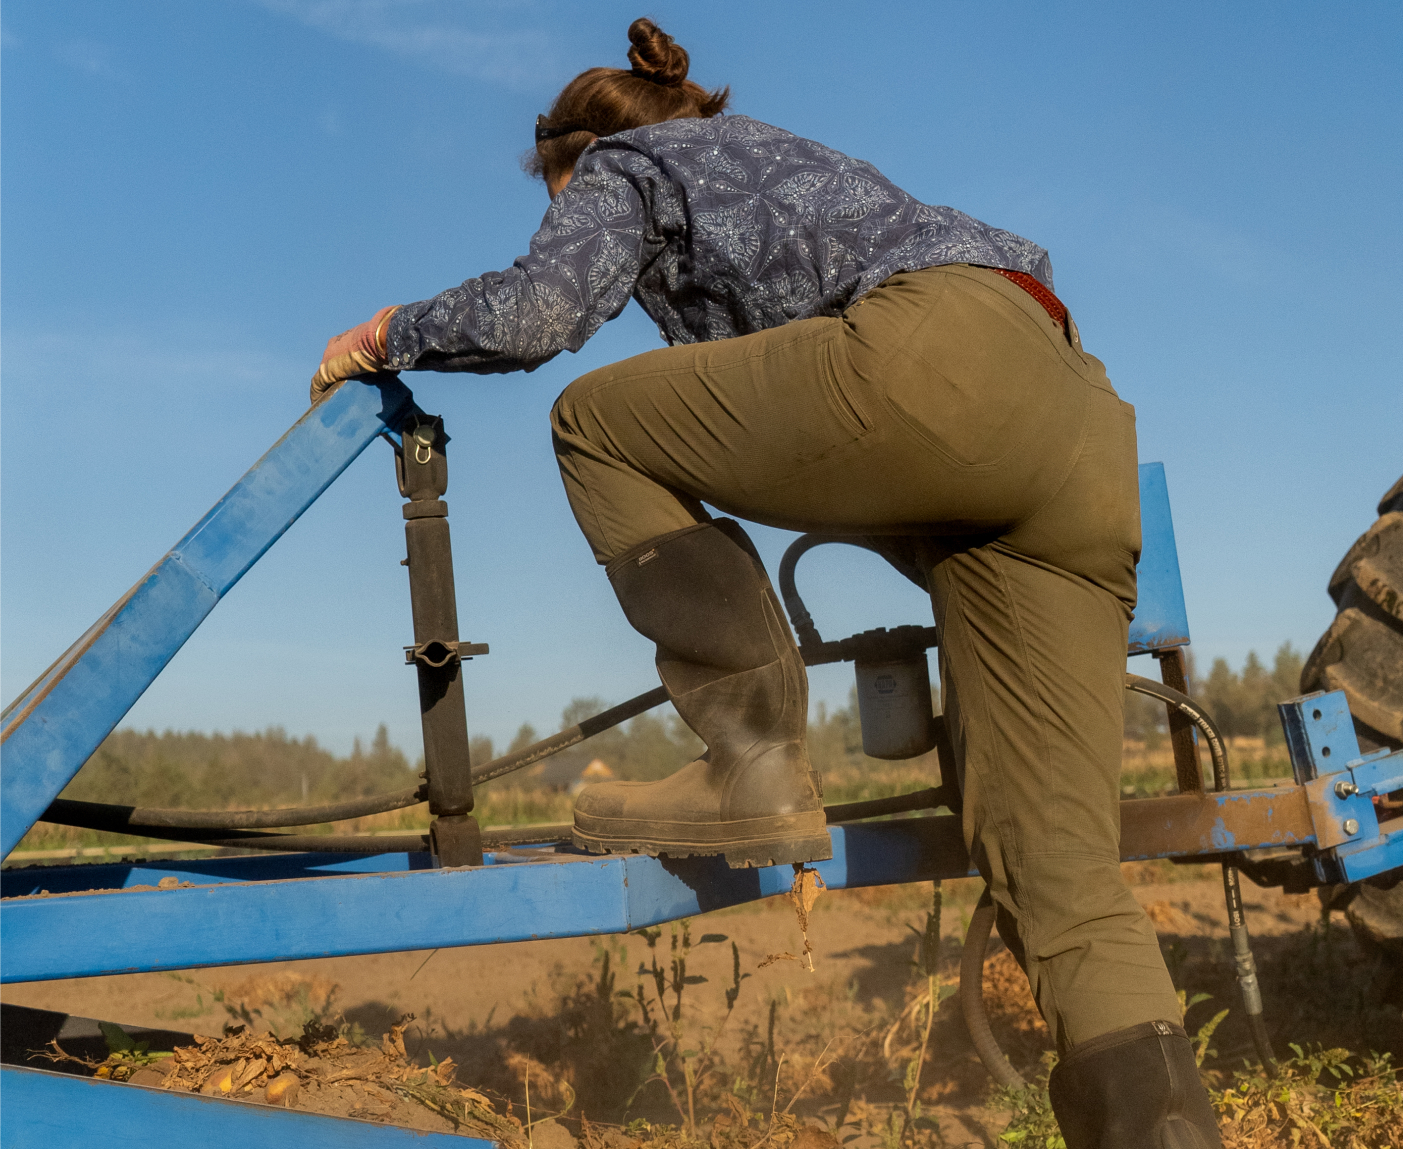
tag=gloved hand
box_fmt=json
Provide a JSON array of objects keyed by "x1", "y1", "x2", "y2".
[{"x1": 309, "y1": 305, "x2": 399, "y2": 403}]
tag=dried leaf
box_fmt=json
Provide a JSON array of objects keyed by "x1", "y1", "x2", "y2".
[
  {"x1": 787, "y1": 867, "x2": 826, "y2": 925},
  {"x1": 786, "y1": 866, "x2": 826, "y2": 971},
  {"x1": 381, "y1": 1014, "x2": 414, "y2": 1061}
]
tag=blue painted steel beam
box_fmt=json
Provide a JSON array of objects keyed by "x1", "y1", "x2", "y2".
[
  {"x1": 0, "y1": 378, "x2": 414, "y2": 858},
  {"x1": 0, "y1": 1065, "x2": 490, "y2": 1149},
  {"x1": 1, "y1": 849, "x2": 442, "y2": 899},
  {"x1": 1129, "y1": 462, "x2": 1191, "y2": 654},
  {"x1": 0, "y1": 792, "x2": 1320, "y2": 985},
  {"x1": 0, "y1": 820, "x2": 960, "y2": 982}
]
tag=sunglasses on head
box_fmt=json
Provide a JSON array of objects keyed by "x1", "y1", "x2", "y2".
[{"x1": 535, "y1": 114, "x2": 591, "y2": 143}]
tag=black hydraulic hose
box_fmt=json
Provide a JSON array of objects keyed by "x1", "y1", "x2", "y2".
[
  {"x1": 1126, "y1": 671, "x2": 1277, "y2": 1074},
  {"x1": 34, "y1": 686, "x2": 670, "y2": 837},
  {"x1": 42, "y1": 790, "x2": 427, "y2": 832},
  {"x1": 37, "y1": 787, "x2": 951, "y2": 857},
  {"x1": 470, "y1": 686, "x2": 669, "y2": 784},
  {"x1": 15, "y1": 814, "x2": 430, "y2": 854},
  {"x1": 200, "y1": 833, "x2": 430, "y2": 853},
  {"x1": 1208, "y1": 722, "x2": 1279, "y2": 1076},
  {"x1": 1222, "y1": 860, "x2": 1279, "y2": 1074},
  {"x1": 777, "y1": 533, "x2": 849, "y2": 648},
  {"x1": 960, "y1": 888, "x2": 1027, "y2": 1089},
  {"x1": 193, "y1": 825, "x2": 577, "y2": 854},
  {"x1": 1124, "y1": 673, "x2": 1229, "y2": 785},
  {"x1": 823, "y1": 785, "x2": 956, "y2": 824}
]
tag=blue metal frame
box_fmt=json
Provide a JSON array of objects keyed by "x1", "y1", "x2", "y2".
[
  {"x1": 0, "y1": 787, "x2": 1334, "y2": 985},
  {"x1": 0, "y1": 379, "x2": 413, "y2": 857},
  {"x1": 1277, "y1": 692, "x2": 1403, "y2": 883},
  {"x1": 1129, "y1": 462, "x2": 1191, "y2": 654},
  {"x1": 1, "y1": 1065, "x2": 490, "y2": 1149}
]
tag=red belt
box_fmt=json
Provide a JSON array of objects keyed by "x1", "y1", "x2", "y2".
[{"x1": 991, "y1": 268, "x2": 1067, "y2": 327}]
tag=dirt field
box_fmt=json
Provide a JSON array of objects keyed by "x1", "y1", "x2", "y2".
[{"x1": 6, "y1": 861, "x2": 1399, "y2": 1147}]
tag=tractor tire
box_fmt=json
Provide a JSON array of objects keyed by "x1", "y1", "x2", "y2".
[
  {"x1": 1306, "y1": 475, "x2": 1403, "y2": 983},
  {"x1": 1302, "y1": 476, "x2": 1403, "y2": 752}
]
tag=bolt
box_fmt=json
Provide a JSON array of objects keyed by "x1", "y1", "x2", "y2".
[
  {"x1": 1334, "y1": 779, "x2": 1359, "y2": 799},
  {"x1": 1343, "y1": 818, "x2": 1360, "y2": 836}
]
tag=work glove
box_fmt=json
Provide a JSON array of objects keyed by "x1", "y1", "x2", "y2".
[{"x1": 310, "y1": 305, "x2": 399, "y2": 403}]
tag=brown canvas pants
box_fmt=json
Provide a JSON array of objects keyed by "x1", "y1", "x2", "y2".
[{"x1": 551, "y1": 264, "x2": 1182, "y2": 1050}]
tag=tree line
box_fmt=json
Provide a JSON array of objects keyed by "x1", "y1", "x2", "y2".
[
  {"x1": 51, "y1": 645, "x2": 1304, "y2": 812},
  {"x1": 1124, "y1": 643, "x2": 1304, "y2": 745}
]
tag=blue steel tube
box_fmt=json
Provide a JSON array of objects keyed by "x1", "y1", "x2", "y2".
[{"x1": 0, "y1": 376, "x2": 414, "y2": 857}]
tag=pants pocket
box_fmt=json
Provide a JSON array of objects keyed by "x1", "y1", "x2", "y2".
[{"x1": 819, "y1": 328, "x2": 872, "y2": 438}]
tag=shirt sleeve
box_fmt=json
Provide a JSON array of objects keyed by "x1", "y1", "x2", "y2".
[{"x1": 385, "y1": 155, "x2": 652, "y2": 374}]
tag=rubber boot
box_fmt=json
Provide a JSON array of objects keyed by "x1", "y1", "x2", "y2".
[
  {"x1": 572, "y1": 519, "x2": 831, "y2": 868},
  {"x1": 1049, "y1": 1020, "x2": 1224, "y2": 1149}
]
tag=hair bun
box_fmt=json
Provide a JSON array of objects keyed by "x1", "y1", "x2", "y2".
[{"x1": 626, "y1": 17, "x2": 689, "y2": 86}]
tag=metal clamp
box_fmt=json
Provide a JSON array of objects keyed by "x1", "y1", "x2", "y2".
[{"x1": 403, "y1": 639, "x2": 490, "y2": 668}]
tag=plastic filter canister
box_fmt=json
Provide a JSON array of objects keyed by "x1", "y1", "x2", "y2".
[{"x1": 855, "y1": 655, "x2": 937, "y2": 760}]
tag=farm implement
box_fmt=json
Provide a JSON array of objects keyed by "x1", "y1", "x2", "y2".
[{"x1": 3, "y1": 376, "x2": 1400, "y2": 1143}]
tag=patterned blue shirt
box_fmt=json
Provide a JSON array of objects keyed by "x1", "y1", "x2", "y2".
[{"x1": 386, "y1": 115, "x2": 1053, "y2": 374}]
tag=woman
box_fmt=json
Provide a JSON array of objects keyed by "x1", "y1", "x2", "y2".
[{"x1": 311, "y1": 20, "x2": 1221, "y2": 1147}]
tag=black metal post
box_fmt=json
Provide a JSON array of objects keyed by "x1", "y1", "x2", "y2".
[{"x1": 396, "y1": 412, "x2": 485, "y2": 867}]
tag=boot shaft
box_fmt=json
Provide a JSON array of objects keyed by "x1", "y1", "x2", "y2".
[
  {"x1": 606, "y1": 520, "x2": 783, "y2": 676},
  {"x1": 577, "y1": 519, "x2": 828, "y2": 866},
  {"x1": 1049, "y1": 1020, "x2": 1223, "y2": 1149},
  {"x1": 605, "y1": 518, "x2": 817, "y2": 808}
]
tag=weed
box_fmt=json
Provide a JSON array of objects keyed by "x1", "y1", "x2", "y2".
[
  {"x1": 992, "y1": 1053, "x2": 1063, "y2": 1148},
  {"x1": 1215, "y1": 1046, "x2": 1403, "y2": 1148},
  {"x1": 878, "y1": 882, "x2": 954, "y2": 1145},
  {"x1": 622, "y1": 920, "x2": 749, "y2": 1134}
]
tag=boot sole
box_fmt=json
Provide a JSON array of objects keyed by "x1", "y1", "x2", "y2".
[{"x1": 572, "y1": 809, "x2": 832, "y2": 870}]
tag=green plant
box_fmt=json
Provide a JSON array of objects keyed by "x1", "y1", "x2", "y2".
[
  {"x1": 94, "y1": 1021, "x2": 173, "y2": 1078},
  {"x1": 1214, "y1": 1046, "x2": 1403, "y2": 1147},
  {"x1": 994, "y1": 1052, "x2": 1063, "y2": 1147},
  {"x1": 621, "y1": 920, "x2": 749, "y2": 1135},
  {"x1": 1177, "y1": 990, "x2": 1228, "y2": 1069}
]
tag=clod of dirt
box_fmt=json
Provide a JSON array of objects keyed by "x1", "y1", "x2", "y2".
[
  {"x1": 788, "y1": 1128, "x2": 840, "y2": 1149},
  {"x1": 530, "y1": 1117, "x2": 580, "y2": 1149}
]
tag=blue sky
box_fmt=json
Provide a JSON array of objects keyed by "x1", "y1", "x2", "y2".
[{"x1": 3, "y1": 1, "x2": 1400, "y2": 757}]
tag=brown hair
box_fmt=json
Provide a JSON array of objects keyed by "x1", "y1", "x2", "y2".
[{"x1": 526, "y1": 18, "x2": 729, "y2": 186}]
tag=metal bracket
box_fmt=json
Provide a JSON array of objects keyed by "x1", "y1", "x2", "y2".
[
  {"x1": 800, "y1": 623, "x2": 938, "y2": 669},
  {"x1": 429, "y1": 814, "x2": 484, "y2": 869},
  {"x1": 1278, "y1": 689, "x2": 1360, "y2": 783},
  {"x1": 1281, "y1": 690, "x2": 1403, "y2": 882},
  {"x1": 403, "y1": 639, "x2": 489, "y2": 668},
  {"x1": 1304, "y1": 769, "x2": 1381, "y2": 850}
]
